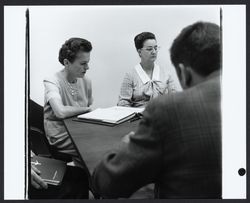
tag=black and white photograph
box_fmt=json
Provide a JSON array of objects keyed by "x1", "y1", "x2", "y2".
[{"x1": 3, "y1": 3, "x2": 246, "y2": 200}]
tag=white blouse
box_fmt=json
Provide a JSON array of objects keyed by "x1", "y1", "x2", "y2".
[{"x1": 118, "y1": 64, "x2": 176, "y2": 107}]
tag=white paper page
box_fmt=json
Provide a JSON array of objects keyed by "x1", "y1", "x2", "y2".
[{"x1": 78, "y1": 106, "x2": 144, "y2": 123}]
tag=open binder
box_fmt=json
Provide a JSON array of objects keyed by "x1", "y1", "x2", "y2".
[
  {"x1": 31, "y1": 155, "x2": 66, "y2": 186},
  {"x1": 76, "y1": 106, "x2": 144, "y2": 126}
]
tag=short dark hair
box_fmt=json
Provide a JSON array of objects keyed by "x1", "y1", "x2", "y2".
[
  {"x1": 58, "y1": 38, "x2": 92, "y2": 65},
  {"x1": 134, "y1": 32, "x2": 156, "y2": 50},
  {"x1": 170, "y1": 22, "x2": 221, "y2": 77}
]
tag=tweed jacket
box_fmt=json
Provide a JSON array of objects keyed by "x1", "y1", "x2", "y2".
[{"x1": 92, "y1": 71, "x2": 222, "y2": 199}]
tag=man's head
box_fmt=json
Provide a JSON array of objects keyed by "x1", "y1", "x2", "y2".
[{"x1": 170, "y1": 22, "x2": 221, "y2": 89}]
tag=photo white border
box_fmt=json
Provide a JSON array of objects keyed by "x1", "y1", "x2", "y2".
[{"x1": 4, "y1": 5, "x2": 246, "y2": 199}]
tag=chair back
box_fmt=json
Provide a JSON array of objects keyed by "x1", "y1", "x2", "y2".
[
  {"x1": 29, "y1": 99, "x2": 51, "y2": 157},
  {"x1": 29, "y1": 99, "x2": 72, "y2": 162}
]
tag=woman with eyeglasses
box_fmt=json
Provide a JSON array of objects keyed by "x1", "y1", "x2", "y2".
[{"x1": 118, "y1": 32, "x2": 176, "y2": 107}]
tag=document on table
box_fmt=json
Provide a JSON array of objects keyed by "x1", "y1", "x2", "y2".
[{"x1": 77, "y1": 106, "x2": 144, "y2": 125}]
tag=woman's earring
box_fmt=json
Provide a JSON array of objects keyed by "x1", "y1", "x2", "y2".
[{"x1": 138, "y1": 49, "x2": 142, "y2": 57}]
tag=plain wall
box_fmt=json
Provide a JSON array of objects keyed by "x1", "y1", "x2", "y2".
[{"x1": 29, "y1": 5, "x2": 220, "y2": 109}]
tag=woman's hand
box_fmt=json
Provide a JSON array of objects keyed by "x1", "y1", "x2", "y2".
[{"x1": 31, "y1": 165, "x2": 48, "y2": 189}]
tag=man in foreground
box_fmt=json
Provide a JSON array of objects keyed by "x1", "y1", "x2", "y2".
[{"x1": 92, "y1": 21, "x2": 222, "y2": 199}]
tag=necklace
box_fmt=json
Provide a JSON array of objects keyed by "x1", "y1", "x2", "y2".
[{"x1": 64, "y1": 79, "x2": 79, "y2": 97}]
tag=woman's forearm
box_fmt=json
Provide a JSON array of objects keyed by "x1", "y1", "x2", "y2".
[{"x1": 56, "y1": 106, "x2": 91, "y2": 119}]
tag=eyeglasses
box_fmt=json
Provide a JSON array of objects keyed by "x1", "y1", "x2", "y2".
[{"x1": 141, "y1": 46, "x2": 161, "y2": 52}]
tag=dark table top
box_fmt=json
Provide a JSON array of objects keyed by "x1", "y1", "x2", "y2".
[
  {"x1": 63, "y1": 117, "x2": 140, "y2": 174},
  {"x1": 63, "y1": 117, "x2": 154, "y2": 199}
]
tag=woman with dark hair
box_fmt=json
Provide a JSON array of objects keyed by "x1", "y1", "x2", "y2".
[
  {"x1": 118, "y1": 32, "x2": 176, "y2": 107},
  {"x1": 43, "y1": 38, "x2": 93, "y2": 168}
]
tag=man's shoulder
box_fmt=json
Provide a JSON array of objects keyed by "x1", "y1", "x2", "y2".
[
  {"x1": 179, "y1": 74, "x2": 220, "y2": 100},
  {"x1": 145, "y1": 91, "x2": 182, "y2": 119},
  {"x1": 146, "y1": 75, "x2": 220, "y2": 115}
]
